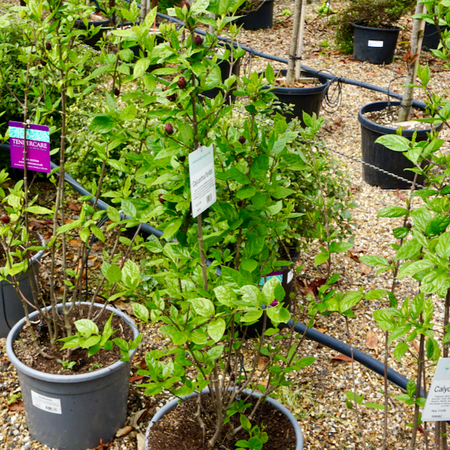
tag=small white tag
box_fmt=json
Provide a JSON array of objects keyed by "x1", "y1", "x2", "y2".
[
  {"x1": 422, "y1": 358, "x2": 450, "y2": 421},
  {"x1": 368, "y1": 40, "x2": 384, "y2": 48},
  {"x1": 31, "y1": 390, "x2": 62, "y2": 415},
  {"x1": 189, "y1": 145, "x2": 216, "y2": 218}
]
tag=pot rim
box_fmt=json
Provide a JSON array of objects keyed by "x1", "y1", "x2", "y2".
[
  {"x1": 145, "y1": 388, "x2": 303, "y2": 450},
  {"x1": 357, "y1": 100, "x2": 443, "y2": 137},
  {"x1": 352, "y1": 23, "x2": 401, "y2": 32},
  {"x1": 6, "y1": 301, "x2": 139, "y2": 383},
  {"x1": 261, "y1": 69, "x2": 331, "y2": 95}
]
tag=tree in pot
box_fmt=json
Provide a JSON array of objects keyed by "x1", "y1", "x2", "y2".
[
  {"x1": 334, "y1": 0, "x2": 416, "y2": 64},
  {"x1": 1, "y1": 2, "x2": 145, "y2": 449},
  {"x1": 94, "y1": 3, "x2": 355, "y2": 449},
  {"x1": 261, "y1": 0, "x2": 331, "y2": 125},
  {"x1": 357, "y1": 0, "x2": 445, "y2": 189}
]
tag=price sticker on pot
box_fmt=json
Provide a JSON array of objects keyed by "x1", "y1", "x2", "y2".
[
  {"x1": 31, "y1": 390, "x2": 62, "y2": 415},
  {"x1": 422, "y1": 358, "x2": 450, "y2": 421},
  {"x1": 8, "y1": 121, "x2": 51, "y2": 173},
  {"x1": 368, "y1": 40, "x2": 384, "y2": 48},
  {"x1": 189, "y1": 144, "x2": 216, "y2": 218}
]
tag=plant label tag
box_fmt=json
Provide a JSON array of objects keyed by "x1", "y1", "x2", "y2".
[
  {"x1": 189, "y1": 144, "x2": 216, "y2": 218},
  {"x1": 8, "y1": 121, "x2": 51, "y2": 173},
  {"x1": 31, "y1": 390, "x2": 62, "y2": 414},
  {"x1": 422, "y1": 358, "x2": 450, "y2": 421},
  {"x1": 368, "y1": 40, "x2": 384, "y2": 48}
]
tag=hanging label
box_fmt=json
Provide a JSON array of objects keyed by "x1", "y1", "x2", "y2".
[
  {"x1": 31, "y1": 390, "x2": 62, "y2": 414},
  {"x1": 8, "y1": 121, "x2": 51, "y2": 173},
  {"x1": 422, "y1": 358, "x2": 450, "y2": 421},
  {"x1": 368, "y1": 40, "x2": 384, "y2": 48},
  {"x1": 189, "y1": 144, "x2": 216, "y2": 218}
]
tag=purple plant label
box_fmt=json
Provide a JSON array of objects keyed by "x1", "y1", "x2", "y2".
[{"x1": 8, "y1": 121, "x2": 51, "y2": 173}]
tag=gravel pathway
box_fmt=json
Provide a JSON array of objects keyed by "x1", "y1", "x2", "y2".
[{"x1": 1, "y1": 1, "x2": 450, "y2": 449}]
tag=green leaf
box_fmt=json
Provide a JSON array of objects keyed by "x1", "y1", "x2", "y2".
[
  {"x1": 364, "y1": 289, "x2": 388, "y2": 300},
  {"x1": 75, "y1": 319, "x2": 99, "y2": 338},
  {"x1": 240, "y1": 414, "x2": 252, "y2": 432},
  {"x1": 189, "y1": 298, "x2": 215, "y2": 317},
  {"x1": 388, "y1": 324, "x2": 412, "y2": 344},
  {"x1": 359, "y1": 255, "x2": 390, "y2": 267},
  {"x1": 134, "y1": 58, "x2": 151, "y2": 78},
  {"x1": 214, "y1": 285, "x2": 237, "y2": 307},
  {"x1": 436, "y1": 231, "x2": 450, "y2": 258},
  {"x1": 240, "y1": 310, "x2": 263, "y2": 323},
  {"x1": 236, "y1": 186, "x2": 256, "y2": 199},
  {"x1": 105, "y1": 264, "x2": 122, "y2": 283},
  {"x1": 377, "y1": 206, "x2": 408, "y2": 218},
  {"x1": 375, "y1": 135, "x2": 411, "y2": 152},
  {"x1": 394, "y1": 342, "x2": 409, "y2": 362},
  {"x1": 250, "y1": 155, "x2": 269, "y2": 178},
  {"x1": 397, "y1": 259, "x2": 435, "y2": 279},
  {"x1": 339, "y1": 291, "x2": 363, "y2": 313},
  {"x1": 395, "y1": 239, "x2": 422, "y2": 261},
  {"x1": 207, "y1": 318, "x2": 226, "y2": 342},
  {"x1": 314, "y1": 252, "x2": 329, "y2": 266},
  {"x1": 89, "y1": 115, "x2": 115, "y2": 134},
  {"x1": 329, "y1": 241, "x2": 353, "y2": 253},
  {"x1": 241, "y1": 258, "x2": 258, "y2": 272},
  {"x1": 133, "y1": 303, "x2": 149, "y2": 323}
]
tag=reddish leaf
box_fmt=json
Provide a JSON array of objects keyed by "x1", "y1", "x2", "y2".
[
  {"x1": 129, "y1": 375, "x2": 144, "y2": 382},
  {"x1": 366, "y1": 331, "x2": 379, "y2": 355},
  {"x1": 330, "y1": 354, "x2": 353, "y2": 362},
  {"x1": 67, "y1": 200, "x2": 82, "y2": 212},
  {"x1": 8, "y1": 400, "x2": 25, "y2": 412},
  {"x1": 360, "y1": 262, "x2": 372, "y2": 275},
  {"x1": 396, "y1": 189, "x2": 407, "y2": 202}
]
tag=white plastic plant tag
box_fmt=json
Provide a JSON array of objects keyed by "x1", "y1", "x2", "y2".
[
  {"x1": 368, "y1": 40, "x2": 384, "y2": 48},
  {"x1": 422, "y1": 358, "x2": 450, "y2": 421},
  {"x1": 189, "y1": 144, "x2": 216, "y2": 218},
  {"x1": 31, "y1": 390, "x2": 62, "y2": 414}
]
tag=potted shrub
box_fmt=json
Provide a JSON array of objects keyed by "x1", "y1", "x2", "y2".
[
  {"x1": 2, "y1": 2, "x2": 143, "y2": 448},
  {"x1": 357, "y1": 0, "x2": 444, "y2": 189},
  {"x1": 334, "y1": 0, "x2": 416, "y2": 64},
  {"x1": 261, "y1": 0, "x2": 331, "y2": 124},
  {"x1": 100, "y1": 3, "x2": 354, "y2": 449}
]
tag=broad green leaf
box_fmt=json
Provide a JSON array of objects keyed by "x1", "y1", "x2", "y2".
[
  {"x1": 240, "y1": 310, "x2": 263, "y2": 323},
  {"x1": 359, "y1": 255, "x2": 390, "y2": 267},
  {"x1": 105, "y1": 264, "x2": 122, "y2": 283},
  {"x1": 377, "y1": 206, "x2": 408, "y2": 218},
  {"x1": 339, "y1": 291, "x2": 363, "y2": 313},
  {"x1": 89, "y1": 115, "x2": 115, "y2": 133},
  {"x1": 394, "y1": 342, "x2": 409, "y2": 362},
  {"x1": 395, "y1": 238, "x2": 422, "y2": 261},
  {"x1": 75, "y1": 319, "x2": 99, "y2": 338},
  {"x1": 133, "y1": 303, "x2": 149, "y2": 323},
  {"x1": 214, "y1": 285, "x2": 237, "y2": 307},
  {"x1": 189, "y1": 298, "x2": 215, "y2": 317},
  {"x1": 207, "y1": 318, "x2": 226, "y2": 342},
  {"x1": 375, "y1": 134, "x2": 411, "y2": 152},
  {"x1": 329, "y1": 241, "x2": 353, "y2": 253}
]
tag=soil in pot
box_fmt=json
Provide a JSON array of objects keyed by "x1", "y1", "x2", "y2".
[
  {"x1": 146, "y1": 392, "x2": 297, "y2": 450},
  {"x1": 12, "y1": 302, "x2": 134, "y2": 375}
]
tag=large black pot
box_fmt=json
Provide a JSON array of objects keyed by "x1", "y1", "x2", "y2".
[
  {"x1": 358, "y1": 101, "x2": 442, "y2": 189},
  {"x1": 235, "y1": 0, "x2": 274, "y2": 30},
  {"x1": 265, "y1": 69, "x2": 330, "y2": 125},
  {"x1": 353, "y1": 23, "x2": 401, "y2": 65}
]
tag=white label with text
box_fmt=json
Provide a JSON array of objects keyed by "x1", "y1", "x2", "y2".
[
  {"x1": 422, "y1": 358, "x2": 450, "y2": 421},
  {"x1": 368, "y1": 40, "x2": 384, "y2": 48},
  {"x1": 31, "y1": 390, "x2": 62, "y2": 414},
  {"x1": 189, "y1": 145, "x2": 216, "y2": 218}
]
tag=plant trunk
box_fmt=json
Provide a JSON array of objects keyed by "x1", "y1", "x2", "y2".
[
  {"x1": 286, "y1": 0, "x2": 303, "y2": 87},
  {"x1": 398, "y1": 0, "x2": 425, "y2": 122}
]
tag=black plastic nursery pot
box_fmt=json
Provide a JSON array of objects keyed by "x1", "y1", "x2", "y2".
[
  {"x1": 235, "y1": 0, "x2": 274, "y2": 31},
  {"x1": 144, "y1": 388, "x2": 304, "y2": 450},
  {"x1": 352, "y1": 23, "x2": 401, "y2": 65},
  {"x1": 0, "y1": 242, "x2": 45, "y2": 338},
  {"x1": 422, "y1": 22, "x2": 450, "y2": 51},
  {"x1": 267, "y1": 69, "x2": 330, "y2": 125},
  {"x1": 358, "y1": 101, "x2": 441, "y2": 190},
  {"x1": 6, "y1": 302, "x2": 139, "y2": 450}
]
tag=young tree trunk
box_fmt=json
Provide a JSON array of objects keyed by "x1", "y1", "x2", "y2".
[
  {"x1": 398, "y1": 0, "x2": 425, "y2": 122},
  {"x1": 286, "y1": 0, "x2": 303, "y2": 87}
]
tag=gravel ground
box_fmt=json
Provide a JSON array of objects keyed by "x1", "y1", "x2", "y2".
[{"x1": 1, "y1": 1, "x2": 450, "y2": 449}]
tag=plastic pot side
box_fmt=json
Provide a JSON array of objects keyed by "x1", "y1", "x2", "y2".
[
  {"x1": 358, "y1": 101, "x2": 442, "y2": 189},
  {"x1": 0, "y1": 238, "x2": 45, "y2": 338},
  {"x1": 145, "y1": 388, "x2": 303, "y2": 450},
  {"x1": 6, "y1": 302, "x2": 139, "y2": 450},
  {"x1": 352, "y1": 23, "x2": 400, "y2": 65}
]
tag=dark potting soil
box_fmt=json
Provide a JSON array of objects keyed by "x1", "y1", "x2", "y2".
[
  {"x1": 363, "y1": 105, "x2": 431, "y2": 130},
  {"x1": 12, "y1": 303, "x2": 134, "y2": 375},
  {"x1": 146, "y1": 393, "x2": 297, "y2": 450}
]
